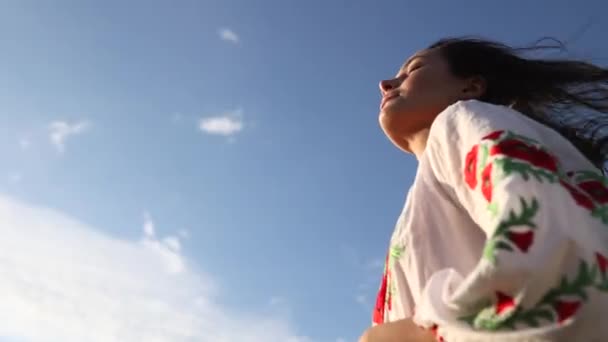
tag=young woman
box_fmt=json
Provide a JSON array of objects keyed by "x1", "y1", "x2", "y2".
[{"x1": 359, "y1": 38, "x2": 608, "y2": 342}]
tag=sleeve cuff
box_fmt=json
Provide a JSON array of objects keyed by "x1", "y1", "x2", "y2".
[
  {"x1": 413, "y1": 269, "x2": 574, "y2": 342},
  {"x1": 413, "y1": 268, "x2": 464, "y2": 329}
]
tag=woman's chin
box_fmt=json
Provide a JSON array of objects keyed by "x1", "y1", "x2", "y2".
[
  {"x1": 378, "y1": 107, "x2": 398, "y2": 125},
  {"x1": 379, "y1": 107, "x2": 408, "y2": 131}
]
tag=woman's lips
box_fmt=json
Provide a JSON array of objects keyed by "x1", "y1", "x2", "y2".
[{"x1": 380, "y1": 93, "x2": 398, "y2": 109}]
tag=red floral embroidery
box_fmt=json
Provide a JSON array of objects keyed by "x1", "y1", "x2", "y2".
[
  {"x1": 465, "y1": 145, "x2": 479, "y2": 189},
  {"x1": 495, "y1": 291, "x2": 516, "y2": 314},
  {"x1": 372, "y1": 275, "x2": 387, "y2": 324},
  {"x1": 430, "y1": 325, "x2": 438, "y2": 337},
  {"x1": 577, "y1": 180, "x2": 608, "y2": 204},
  {"x1": 429, "y1": 325, "x2": 445, "y2": 342},
  {"x1": 481, "y1": 163, "x2": 493, "y2": 202},
  {"x1": 386, "y1": 275, "x2": 392, "y2": 311},
  {"x1": 373, "y1": 254, "x2": 389, "y2": 324},
  {"x1": 482, "y1": 130, "x2": 504, "y2": 141},
  {"x1": 554, "y1": 300, "x2": 581, "y2": 323},
  {"x1": 596, "y1": 252, "x2": 608, "y2": 276},
  {"x1": 490, "y1": 139, "x2": 558, "y2": 172},
  {"x1": 560, "y1": 180, "x2": 595, "y2": 210},
  {"x1": 507, "y1": 230, "x2": 534, "y2": 252}
]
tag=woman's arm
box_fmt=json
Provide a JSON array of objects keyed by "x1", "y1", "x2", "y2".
[
  {"x1": 414, "y1": 100, "x2": 608, "y2": 341},
  {"x1": 359, "y1": 318, "x2": 436, "y2": 342}
]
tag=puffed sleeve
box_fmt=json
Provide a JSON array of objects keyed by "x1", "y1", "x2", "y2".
[{"x1": 414, "y1": 100, "x2": 608, "y2": 341}]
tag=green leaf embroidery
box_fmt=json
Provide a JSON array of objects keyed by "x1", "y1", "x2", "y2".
[
  {"x1": 389, "y1": 245, "x2": 405, "y2": 259},
  {"x1": 479, "y1": 144, "x2": 490, "y2": 172},
  {"x1": 483, "y1": 242, "x2": 496, "y2": 264},
  {"x1": 597, "y1": 283, "x2": 608, "y2": 291},
  {"x1": 569, "y1": 170, "x2": 608, "y2": 184},
  {"x1": 462, "y1": 258, "x2": 603, "y2": 331},
  {"x1": 385, "y1": 244, "x2": 406, "y2": 308},
  {"x1": 592, "y1": 206, "x2": 608, "y2": 225},
  {"x1": 499, "y1": 158, "x2": 557, "y2": 183},
  {"x1": 495, "y1": 240, "x2": 513, "y2": 252},
  {"x1": 487, "y1": 202, "x2": 499, "y2": 218},
  {"x1": 483, "y1": 197, "x2": 539, "y2": 263},
  {"x1": 472, "y1": 306, "x2": 510, "y2": 331},
  {"x1": 460, "y1": 130, "x2": 608, "y2": 331},
  {"x1": 512, "y1": 307, "x2": 554, "y2": 328}
]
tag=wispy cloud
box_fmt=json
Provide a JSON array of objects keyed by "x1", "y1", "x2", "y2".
[
  {"x1": 0, "y1": 194, "x2": 310, "y2": 342},
  {"x1": 356, "y1": 265, "x2": 381, "y2": 308},
  {"x1": 143, "y1": 211, "x2": 156, "y2": 237},
  {"x1": 141, "y1": 211, "x2": 185, "y2": 274},
  {"x1": 178, "y1": 229, "x2": 190, "y2": 239},
  {"x1": 49, "y1": 120, "x2": 91, "y2": 153},
  {"x1": 163, "y1": 236, "x2": 181, "y2": 252},
  {"x1": 364, "y1": 258, "x2": 384, "y2": 271},
  {"x1": 218, "y1": 28, "x2": 239, "y2": 44},
  {"x1": 339, "y1": 244, "x2": 384, "y2": 308},
  {"x1": 199, "y1": 109, "x2": 244, "y2": 137}
]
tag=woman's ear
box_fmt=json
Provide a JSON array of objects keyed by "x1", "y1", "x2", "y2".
[{"x1": 462, "y1": 75, "x2": 487, "y2": 100}]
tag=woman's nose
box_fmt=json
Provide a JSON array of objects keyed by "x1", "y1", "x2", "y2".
[{"x1": 379, "y1": 79, "x2": 396, "y2": 94}]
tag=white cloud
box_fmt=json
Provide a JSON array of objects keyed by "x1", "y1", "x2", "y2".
[
  {"x1": 218, "y1": 28, "x2": 239, "y2": 44},
  {"x1": 178, "y1": 229, "x2": 190, "y2": 239},
  {"x1": 336, "y1": 338, "x2": 347, "y2": 342},
  {"x1": 140, "y1": 213, "x2": 185, "y2": 274},
  {"x1": 163, "y1": 236, "x2": 181, "y2": 252},
  {"x1": 199, "y1": 110, "x2": 244, "y2": 137},
  {"x1": 0, "y1": 194, "x2": 310, "y2": 342},
  {"x1": 143, "y1": 211, "x2": 156, "y2": 238},
  {"x1": 49, "y1": 120, "x2": 90, "y2": 153}
]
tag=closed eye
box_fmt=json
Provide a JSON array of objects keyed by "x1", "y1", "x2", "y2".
[
  {"x1": 395, "y1": 64, "x2": 423, "y2": 80},
  {"x1": 407, "y1": 64, "x2": 423, "y2": 74}
]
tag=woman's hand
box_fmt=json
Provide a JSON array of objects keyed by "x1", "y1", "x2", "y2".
[{"x1": 358, "y1": 318, "x2": 436, "y2": 342}]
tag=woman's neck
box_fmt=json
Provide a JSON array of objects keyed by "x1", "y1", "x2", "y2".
[{"x1": 405, "y1": 128, "x2": 431, "y2": 160}]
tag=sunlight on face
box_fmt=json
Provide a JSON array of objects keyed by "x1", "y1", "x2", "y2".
[{"x1": 377, "y1": 48, "x2": 469, "y2": 153}]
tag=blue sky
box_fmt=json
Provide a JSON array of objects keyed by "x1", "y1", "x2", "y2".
[{"x1": 0, "y1": 0, "x2": 606, "y2": 341}]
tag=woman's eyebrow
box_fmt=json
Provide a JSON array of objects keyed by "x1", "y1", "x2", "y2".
[{"x1": 397, "y1": 56, "x2": 424, "y2": 76}]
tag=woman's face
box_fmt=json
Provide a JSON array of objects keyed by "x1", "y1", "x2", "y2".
[{"x1": 378, "y1": 48, "x2": 475, "y2": 153}]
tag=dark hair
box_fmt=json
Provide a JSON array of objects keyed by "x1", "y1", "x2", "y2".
[{"x1": 429, "y1": 37, "x2": 608, "y2": 172}]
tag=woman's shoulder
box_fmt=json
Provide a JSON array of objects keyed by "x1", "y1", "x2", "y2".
[
  {"x1": 429, "y1": 100, "x2": 527, "y2": 138},
  {"x1": 426, "y1": 100, "x2": 598, "y2": 174}
]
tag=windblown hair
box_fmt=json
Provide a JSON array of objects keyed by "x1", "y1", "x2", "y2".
[{"x1": 429, "y1": 37, "x2": 608, "y2": 172}]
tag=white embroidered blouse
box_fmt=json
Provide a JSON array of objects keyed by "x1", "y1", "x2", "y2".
[{"x1": 372, "y1": 100, "x2": 608, "y2": 341}]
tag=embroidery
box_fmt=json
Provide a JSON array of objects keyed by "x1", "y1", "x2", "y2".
[
  {"x1": 483, "y1": 197, "x2": 539, "y2": 263},
  {"x1": 461, "y1": 256, "x2": 608, "y2": 330},
  {"x1": 372, "y1": 245, "x2": 405, "y2": 324},
  {"x1": 458, "y1": 129, "x2": 608, "y2": 331}
]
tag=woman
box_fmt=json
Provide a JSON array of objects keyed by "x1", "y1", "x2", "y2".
[{"x1": 360, "y1": 37, "x2": 608, "y2": 342}]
